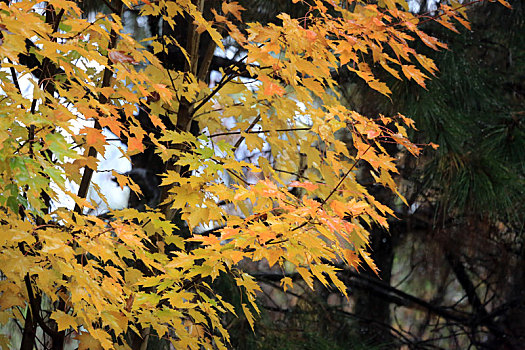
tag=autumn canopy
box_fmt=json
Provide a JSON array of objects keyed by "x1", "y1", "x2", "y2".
[{"x1": 0, "y1": 0, "x2": 498, "y2": 348}]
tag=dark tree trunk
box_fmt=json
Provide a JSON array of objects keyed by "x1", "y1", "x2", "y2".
[
  {"x1": 352, "y1": 224, "x2": 398, "y2": 347},
  {"x1": 125, "y1": 6, "x2": 218, "y2": 350},
  {"x1": 20, "y1": 308, "x2": 36, "y2": 350}
]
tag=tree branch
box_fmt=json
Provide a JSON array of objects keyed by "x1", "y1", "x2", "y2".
[
  {"x1": 252, "y1": 269, "x2": 469, "y2": 324},
  {"x1": 74, "y1": 0, "x2": 123, "y2": 214},
  {"x1": 24, "y1": 274, "x2": 61, "y2": 340}
]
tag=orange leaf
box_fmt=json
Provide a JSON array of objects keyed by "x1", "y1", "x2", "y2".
[
  {"x1": 436, "y1": 17, "x2": 459, "y2": 34},
  {"x1": 149, "y1": 114, "x2": 166, "y2": 130},
  {"x1": 80, "y1": 128, "x2": 106, "y2": 153},
  {"x1": 429, "y1": 142, "x2": 439, "y2": 150},
  {"x1": 128, "y1": 136, "x2": 144, "y2": 154},
  {"x1": 289, "y1": 181, "x2": 319, "y2": 192},
  {"x1": 496, "y1": 0, "x2": 512, "y2": 8},
  {"x1": 330, "y1": 200, "x2": 347, "y2": 218},
  {"x1": 260, "y1": 75, "x2": 285, "y2": 97},
  {"x1": 366, "y1": 129, "x2": 380, "y2": 139},
  {"x1": 414, "y1": 53, "x2": 438, "y2": 76},
  {"x1": 152, "y1": 84, "x2": 173, "y2": 102},
  {"x1": 401, "y1": 65, "x2": 428, "y2": 88},
  {"x1": 305, "y1": 29, "x2": 317, "y2": 42},
  {"x1": 98, "y1": 115, "x2": 122, "y2": 137},
  {"x1": 416, "y1": 30, "x2": 447, "y2": 50},
  {"x1": 222, "y1": 1, "x2": 245, "y2": 21}
]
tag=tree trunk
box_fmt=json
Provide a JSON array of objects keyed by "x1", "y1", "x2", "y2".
[
  {"x1": 20, "y1": 307, "x2": 36, "y2": 350},
  {"x1": 352, "y1": 224, "x2": 397, "y2": 347}
]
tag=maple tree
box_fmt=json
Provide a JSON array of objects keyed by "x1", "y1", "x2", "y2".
[{"x1": 0, "y1": 0, "x2": 502, "y2": 348}]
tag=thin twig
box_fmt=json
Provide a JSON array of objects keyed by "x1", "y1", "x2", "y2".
[
  {"x1": 208, "y1": 127, "x2": 311, "y2": 138},
  {"x1": 320, "y1": 144, "x2": 372, "y2": 206},
  {"x1": 233, "y1": 115, "x2": 261, "y2": 151},
  {"x1": 191, "y1": 72, "x2": 237, "y2": 117},
  {"x1": 418, "y1": 0, "x2": 483, "y2": 26}
]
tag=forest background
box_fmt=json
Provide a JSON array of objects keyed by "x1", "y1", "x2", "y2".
[{"x1": 0, "y1": 0, "x2": 522, "y2": 349}]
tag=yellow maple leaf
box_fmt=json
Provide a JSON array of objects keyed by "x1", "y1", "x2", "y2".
[
  {"x1": 280, "y1": 277, "x2": 293, "y2": 292},
  {"x1": 241, "y1": 303, "x2": 256, "y2": 331},
  {"x1": 51, "y1": 310, "x2": 77, "y2": 332},
  {"x1": 75, "y1": 332, "x2": 103, "y2": 350}
]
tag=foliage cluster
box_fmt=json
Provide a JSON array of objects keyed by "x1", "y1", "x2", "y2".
[{"x1": 0, "y1": 0, "x2": 490, "y2": 348}]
